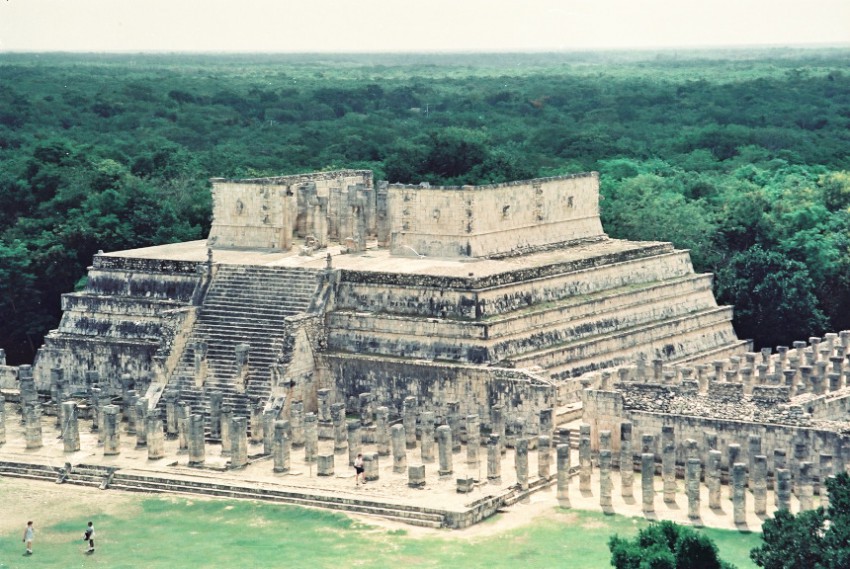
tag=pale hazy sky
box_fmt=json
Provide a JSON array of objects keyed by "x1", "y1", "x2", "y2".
[{"x1": 1, "y1": 0, "x2": 848, "y2": 53}]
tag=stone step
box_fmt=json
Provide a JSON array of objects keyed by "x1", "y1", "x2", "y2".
[
  {"x1": 0, "y1": 461, "x2": 59, "y2": 483},
  {"x1": 108, "y1": 473, "x2": 445, "y2": 527}
]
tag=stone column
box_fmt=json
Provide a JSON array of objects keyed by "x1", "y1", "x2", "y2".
[
  {"x1": 492, "y1": 404, "x2": 506, "y2": 455},
  {"x1": 515, "y1": 437, "x2": 529, "y2": 491},
  {"x1": 363, "y1": 453, "x2": 379, "y2": 482},
  {"x1": 487, "y1": 434, "x2": 501, "y2": 484},
  {"x1": 23, "y1": 403, "x2": 43, "y2": 450},
  {"x1": 732, "y1": 463, "x2": 747, "y2": 525},
  {"x1": 599, "y1": 429, "x2": 612, "y2": 453},
  {"x1": 375, "y1": 406, "x2": 390, "y2": 456},
  {"x1": 317, "y1": 388, "x2": 331, "y2": 422},
  {"x1": 579, "y1": 428, "x2": 592, "y2": 492},
  {"x1": 641, "y1": 433, "x2": 655, "y2": 456},
  {"x1": 165, "y1": 390, "x2": 178, "y2": 439},
  {"x1": 753, "y1": 455, "x2": 768, "y2": 515},
  {"x1": 420, "y1": 411, "x2": 435, "y2": 463},
  {"x1": 331, "y1": 403, "x2": 347, "y2": 454},
  {"x1": 50, "y1": 367, "x2": 66, "y2": 406},
  {"x1": 304, "y1": 412, "x2": 318, "y2": 463},
  {"x1": 220, "y1": 405, "x2": 233, "y2": 456},
  {"x1": 793, "y1": 441, "x2": 808, "y2": 494},
  {"x1": 208, "y1": 391, "x2": 223, "y2": 440},
  {"x1": 103, "y1": 404, "x2": 120, "y2": 455},
  {"x1": 273, "y1": 420, "x2": 291, "y2": 473},
  {"x1": 0, "y1": 395, "x2": 5, "y2": 446},
  {"x1": 799, "y1": 461, "x2": 814, "y2": 511},
  {"x1": 177, "y1": 402, "x2": 191, "y2": 453},
  {"x1": 317, "y1": 454, "x2": 334, "y2": 476},
  {"x1": 125, "y1": 390, "x2": 138, "y2": 435},
  {"x1": 466, "y1": 414, "x2": 480, "y2": 468},
  {"x1": 539, "y1": 408, "x2": 553, "y2": 440},
  {"x1": 146, "y1": 413, "x2": 165, "y2": 460},
  {"x1": 89, "y1": 387, "x2": 101, "y2": 434},
  {"x1": 642, "y1": 453, "x2": 655, "y2": 513},
  {"x1": 358, "y1": 392, "x2": 374, "y2": 427},
  {"x1": 707, "y1": 450, "x2": 722, "y2": 509},
  {"x1": 727, "y1": 443, "x2": 741, "y2": 496},
  {"x1": 687, "y1": 458, "x2": 701, "y2": 521},
  {"x1": 819, "y1": 454, "x2": 833, "y2": 508},
  {"x1": 774, "y1": 448, "x2": 787, "y2": 473},
  {"x1": 290, "y1": 402, "x2": 305, "y2": 448},
  {"x1": 557, "y1": 444, "x2": 571, "y2": 508},
  {"x1": 437, "y1": 425, "x2": 453, "y2": 476},
  {"x1": 188, "y1": 414, "x2": 205, "y2": 467},
  {"x1": 600, "y1": 449, "x2": 613, "y2": 512},
  {"x1": 347, "y1": 421, "x2": 362, "y2": 466},
  {"x1": 260, "y1": 409, "x2": 279, "y2": 455},
  {"x1": 230, "y1": 417, "x2": 248, "y2": 469},
  {"x1": 538, "y1": 435, "x2": 552, "y2": 478},
  {"x1": 446, "y1": 401, "x2": 462, "y2": 452},
  {"x1": 18, "y1": 365, "x2": 37, "y2": 410},
  {"x1": 402, "y1": 396, "x2": 417, "y2": 449},
  {"x1": 391, "y1": 424, "x2": 407, "y2": 473},
  {"x1": 748, "y1": 435, "x2": 761, "y2": 485},
  {"x1": 775, "y1": 468, "x2": 791, "y2": 511},
  {"x1": 741, "y1": 367, "x2": 754, "y2": 394},
  {"x1": 799, "y1": 366, "x2": 812, "y2": 395},
  {"x1": 408, "y1": 464, "x2": 426, "y2": 488},
  {"x1": 61, "y1": 401, "x2": 80, "y2": 453},
  {"x1": 829, "y1": 372, "x2": 842, "y2": 392},
  {"x1": 661, "y1": 426, "x2": 676, "y2": 503},
  {"x1": 129, "y1": 393, "x2": 146, "y2": 445},
  {"x1": 620, "y1": 422, "x2": 633, "y2": 498}
]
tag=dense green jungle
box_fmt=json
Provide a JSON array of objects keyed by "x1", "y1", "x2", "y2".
[{"x1": 1, "y1": 49, "x2": 849, "y2": 364}]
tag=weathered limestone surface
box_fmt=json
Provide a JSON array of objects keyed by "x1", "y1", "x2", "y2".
[{"x1": 556, "y1": 444, "x2": 571, "y2": 508}]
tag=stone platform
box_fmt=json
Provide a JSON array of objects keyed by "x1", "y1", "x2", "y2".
[{"x1": 0, "y1": 399, "x2": 559, "y2": 529}]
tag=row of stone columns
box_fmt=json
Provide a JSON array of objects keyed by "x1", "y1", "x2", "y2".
[
  {"x1": 598, "y1": 332, "x2": 850, "y2": 397},
  {"x1": 571, "y1": 423, "x2": 836, "y2": 522}
]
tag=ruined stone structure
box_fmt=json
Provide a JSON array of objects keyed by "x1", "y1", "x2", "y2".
[
  {"x1": 15, "y1": 169, "x2": 746, "y2": 439},
  {"x1": 7, "y1": 169, "x2": 748, "y2": 442},
  {"x1": 582, "y1": 333, "x2": 850, "y2": 511},
  {"x1": 7, "y1": 168, "x2": 850, "y2": 529}
]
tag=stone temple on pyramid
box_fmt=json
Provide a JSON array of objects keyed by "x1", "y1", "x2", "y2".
[{"x1": 23, "y1": 168, "x2": 746, "y2": 433}]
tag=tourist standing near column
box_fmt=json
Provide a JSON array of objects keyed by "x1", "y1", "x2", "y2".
[{"x1": 353, "y1": 453, "x2": 365, "y2": 485}]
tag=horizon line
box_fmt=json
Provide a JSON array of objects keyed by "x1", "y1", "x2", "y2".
[{"x1": 2, "y1": 42, "x2": 850, "y2": 56}]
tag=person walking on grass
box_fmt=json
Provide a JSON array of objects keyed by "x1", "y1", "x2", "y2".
[
  {"x1": 84, "y1": 521, "x2": 95, "y2": 553},
  {"x1": 22, "y1": 521, "x2": 34, "y2": 555}
]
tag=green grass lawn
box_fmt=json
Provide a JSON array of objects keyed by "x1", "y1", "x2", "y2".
[{"x1": 0, "y1": 497, "x2": 762, "y2": 569}]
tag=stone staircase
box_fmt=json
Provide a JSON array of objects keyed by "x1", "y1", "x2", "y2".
[
  {"x1": 160, "y1": 264, "x2": 321, "y2": 426},
  {"x1": 0, "y1": 460, "x2": 446, "y2": 528}
]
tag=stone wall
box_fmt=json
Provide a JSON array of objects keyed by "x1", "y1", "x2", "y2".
[
  {"x1": 208, "y1": 170, "x2": 373, "y2": 250},
  {"x1": 33, "y1": 255, "x2": 203, "y2": 392},
  {"x1": 325, "y1": 354, "x2": 556, "y2": 428},
  {"x1": 388, "y1": 173, "x2": 603, "y2": 258}
]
